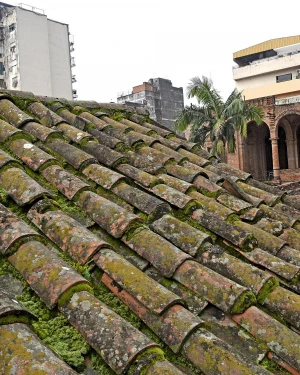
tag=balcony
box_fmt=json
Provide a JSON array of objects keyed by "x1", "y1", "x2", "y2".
[
  {"x1": 71, "y1": 57, "x2": 75, "y2": 68},
  {"x1": 72, "y1": 89, "x2": 78, "y2": 99},
  {"x1": 72, "y1": 74, "x2": 76, "y2": 83},
  {"x1": 69, "y1": 34, "x2": 74, "y2": 52}
]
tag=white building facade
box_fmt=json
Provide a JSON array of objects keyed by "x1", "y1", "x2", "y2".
[{"x1": 0, "y1": 3, "x2": 75, "y2": 99}]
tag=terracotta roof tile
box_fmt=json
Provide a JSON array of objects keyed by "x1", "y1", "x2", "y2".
[
  {"x1": 9, "y1": 240, "x2": 91, "y2": 308},
  {"x1": 123, "y1": 229, "x2": 191, "y2": 278},
  {"x1": 174, "y1": 260, "x2": 256, "y2": 314},
  {"x1": 0, "y1": 148, "x2": 22, "y2": 168},
  {"x1": 237, "y1": 181, "x2": 281, "y2": 206},
  {"x1": 56, "y1": 123, "x2": 93, "y2": 144},
  {"x1": 0, "y1": 167, "x2": 52, "y2": 206},
  {"x1": 0, "y1": 203, "x2": 43, "y2": 254},
  {"x1": 94, "y1": 249, "x2": 183, "y2": 314},
  {"x1": 77, "y1": 190, "x2": 142, "y2": 238},
  {"x1": 116, "y1": 163, "x2": 161, "y2": 187},
  {"x1": 78, "y1": 110, "x2": 110, "y2": 131},
  {"x1": 216, "y1": 192, "x2": 252, "y2": 213},
  {"x1": 143, "y1": 360, "x2": 185, "y2": 375},
  {"x1": 200, "y1": 305, "x2": 267, "y2": 363},
  {"x1": 82, "y1": 163, "x2": 126, "y2": 189},
  {"x1": 47, "y1": 138, "x2": 98, "y2": 170},
  {"x1": 0, "y1": 98, "x2": 34, "y2": 127},
  {"x1": 232, "y1": 306, "x2": 300, "y2": 371},
  {"x1": 28, "y1": 206, "x2": 110, "y2": 264},
  {"x1": 82, "y1": 140, "x2": 127, "y2": 167},
  {"x1": 9, "y1": 139, "x2": 58, "y2": 171},
  {"x1": 120, "y1": 118, "x2": 155, "y2": 135},
  {"x1": 280, "y1": 228, "x2": 300, "y2": 250},
  {"x1": 0, "y1": 323, "x2": 77, "y2": 374},
  {"x1": 165, "y1": 163, "x2": 205, "y2": 182},
  {"x1": 23, "y1": 121, "x2": 62, "y2": 141},
  {"x1": 60, "y1": 291, "x2": 158, "y2": 374},
  {"x1": 0, "y1": 118, "x2": 23, "y2": 142},
  {"x1": 152, "y1": 142, "x2": 188, "y2": 163},
  {"x1": 88, "y1": 127, "x2": 124, "y2": 149},
  {"x1": 29, "y1": 101, "x2": 65, "y2": 126},
  {"x1": 137, "y1": 145, "x2": 175, "y2": 165}
]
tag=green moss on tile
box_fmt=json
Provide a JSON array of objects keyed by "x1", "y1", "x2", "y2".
[
  {"x1": 90, "y1": 350, "x2": 115, "y2": 374},
  {"x1": 0, "y1": 314, "x2": 31, "y2": 326},
  {"x1": 57, "y1": 283, "x2": 94, "y2": 307},
  {"x1": 230, "y1": 290, "x2": 256, "y2": 315},
  {"x1": 127, "y1": 347, "x2": 165, "y2": 375},
  {"x1": 260, "y1": 357, "x2": 290, "y2": 374},
  {"x1": 111, "y1": 112, "x2": 125, "y2": 122},
  {"x1": 11, "y1": 96, "x2": 38, "y2": 111},
  {"x1": 257, "y1": 277, "x2": 279, "y2": 304}
]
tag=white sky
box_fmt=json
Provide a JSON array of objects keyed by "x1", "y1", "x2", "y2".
[{"x1": 9, "y1": 0, "x2": 300, "y2": 104}]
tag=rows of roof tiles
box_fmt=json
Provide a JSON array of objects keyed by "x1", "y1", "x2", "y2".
[{"x1": 0, "y1": 90, "x2": 299, "y2": 374}]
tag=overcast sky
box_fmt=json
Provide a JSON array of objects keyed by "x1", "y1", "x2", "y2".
[{"x1": 9, "y1": 0, "x2": 300, "y2": 104}]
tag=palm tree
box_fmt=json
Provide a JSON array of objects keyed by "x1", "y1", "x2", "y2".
[{"x1": 175, "y1": 76, "x2": 265, "y2": 156}]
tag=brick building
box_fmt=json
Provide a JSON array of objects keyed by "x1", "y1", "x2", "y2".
[{"x1": 228, "y1": 36, "x2": 300, "y2": 182}]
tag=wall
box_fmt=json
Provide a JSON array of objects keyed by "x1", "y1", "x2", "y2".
[
  {"x1": 16, "y1": 7, "x2": 53, "y2": 95},
  {"x1": 47, "y1": 19, "x2": 72, "y2": 99},
  {"x1": 242, "y1": 79, "x2": 300, "y2": 100}
]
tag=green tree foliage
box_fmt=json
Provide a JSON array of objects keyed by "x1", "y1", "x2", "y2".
[{"x1": 175, "y1": 76, "x2": 265, "y2": 155}]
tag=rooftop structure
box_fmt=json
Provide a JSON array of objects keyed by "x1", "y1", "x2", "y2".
[
  {"x1": 117, "y1": 78, "x2": 184, "y2": 130},
  {"x1": 0, "y1": 2, "x2": 75, "y2": 99},
  {"x1": 0, "y1": 89, "x2": 299, "y2": 374}
]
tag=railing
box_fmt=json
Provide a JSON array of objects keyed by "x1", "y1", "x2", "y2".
[
  {"x1": 69, "y1": 34, "x2": 74, "y2": 52},
  {"x1": 72, "y1": 75, "x2": 76, "y2": 83},
  {"x1": 70, "y1": 57, "x2": 75, "y2": 67}
]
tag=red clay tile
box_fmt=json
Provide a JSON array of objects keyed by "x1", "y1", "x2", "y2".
[
  {"x1": 0, "y1": 285, "x2": 35, "y2": 321},
  {"x1": 173, "y1": 260, "x2": 256, "y2": 314},
  {"x1": 137, "y1": 145, "x2": 175, "y2": 165},
  {"x1": 237, "y1": 181, "x2": 281, "y2": 206},
  {"x1": 82, "y1": 163, "x2": 126, "y2": 189},
  {"x1": 77, "y1": 190, "x2": 142, "y2": 238},
  {"x1": 130, "y1": 116, "x2": 172, "y2": 137},
  {"x1": 182, "y1": 329, "x2": 271, "y2": 375},
  {"x1": 145, "y1": 266, "x2": 208, "y2": 315},
  {"x1": 0, "y1": 323, "x2": 77, "y2": 374},
  {"x1": 0, "y1": 98, "x2": 34, "y2": 127},
  {"x1": 232, "y1": 306, "x2": 300, "y2": 371},
  {"x1": 184, "y1": 161, "x2": 222, "y2": 183},
  {"x1": 0, "y1": 118, "x2": 23, "y2": 142},
  {"x1": 240, "y1": 207, "x2": 264, "y2": 221},
  {"x1": 191, "y1": 210, "x2": 257, "y2": 251},
  {"x1": 157, "y1": 173, "x2": 195, "y2": 193},
  {"x1": 177, "y1": 147, "x2": 210, "y2": 167},
  {"x1": 102, "y1": 115, "x2": 132, "y2": 132},
  {"x1": 123, "y1": 229, "x2": 191, "y2": 278},
  {"x1": 0, "y1": 203, "x2": 43, "y2": 254},
  {"x1": 267, "y1": 352, "x2": 300, "y2": 375},
  {"x1": 102, "y1": 273, "x2": 201, "y2": 353},
  {"x1": 241, "y1": 247, "x2": 300, "y2": 282},
  {"x1": 262, "y1": 286, "x2": 300, "y2": 330},
  {"x1": 199, "y1": 244, "x2": 278, "y2": 298},
  {"x1": 28, "y1": 207, "x2": 110, "y2": 264},
  {"x1": 216, "y1": 162, "x2": 251, "y2": 181},
  {"x1": 82, "y1": 141, "x2": 127, "y2": 167},
  {"x1": 29, "y1": 101, "x2": 65, "y2": 126},
  {"x1": 193, "y1": 175, "x2": 224, "y2": 197},
  {"x1": 234, "y1": 221, "x2": 286, "y2": 255},
  {"x1": 152, "y1": 143, "x2": 187, "y2": 163},
  {"x1": 255, "y1": 217, "x2": 283, "y2": 236},
  {"x1": 188, "y1": 190, "x2": 234, "y2": 220},
  {"x1": 9, "y1": 240, "x2": 91, "y2": 308},
  {"x1": 95, "y1": 249, "x2": 183, "y2": 313},
  {"x1": 166, "y1": 164, "x2": 204, "y2": 183},
  {"x1": 200, "y1": 305, "x2": 267, "y2": 363},
  {"x1": 9, "y1": 139, "x2": 57, "y2": 171},
  {"x1": 120, "y1": 118, "x2": 154, "y2": 135},
  {"x1": 79, "y1": 111, "x2": 109, "y2": 130},
  {"x1": 42, "y1": 165, "x2": 89, "y2": 200},
  {"x1": 60, "y1": 291, "x2": 158, "y2": 374},
  {"x1": 106, "y1": 127, "x2": 156, "y2": 147},
  {"x1": 216, "y1": 193, "x2": 252, "y2": 213},
  {"x1": 88, "y1": 128, "x2": 124, "y2": 149},
  {"x1": 277, "y1": 245, "x2": 300, "y2": 267},
  {"x1": 151, "y1": 214, "x2": 211, "y2": 256},
  {"x1": 57, "y1": 123, "x2": 93, "y2": 144},
  {"x1": 0, "y1": 148, "x2": 21, "y2": 169},
  {"x1": 151, "y1": 184, "x2": 198, "y2": 211},
  {"x1": 47, "y1": 138, "x2": 98, "y2": 170},
  {"x1": 23, "y1": 121, "x2": 62, "y2": 141},
  {"x1": 116, "y1": 163, "x2": 161, "y2": 188},
  {"x1": 126, "y1": 150, "x2": 165, "y2": 174},
  {"x1": 259, "y1": 204, "x2": 299, "y2": 228},
  {"x1": 112, "y1": 181, "x2": 172, "y2": 219},
  {"x1": 144, "y1": 360, "x2": 185, "y2": 375},
  {"x1": 170, "y1": 137, "x2": 197, "y2": 151},
  {"x1": 0, "y1": 167, "x2": 52, "y2": 206}
]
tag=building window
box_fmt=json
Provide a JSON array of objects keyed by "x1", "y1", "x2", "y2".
[
  {"x1": 12, "y1": 76, "x2": 18, "y2": 88},
  {"x1": 9, "y1": 24, "x2": 16, "y2": 32},
  {"x1": 0, "y1": 62, "x2": 4, "y2": 75},
  {"x1": 276, "y1": 73, "x2": 292, "y2": 83}
]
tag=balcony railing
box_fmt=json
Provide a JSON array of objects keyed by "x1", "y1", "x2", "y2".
[
  {"x1": 275, "y1": 95, "x2": 300, "y2": 105},
  {"x1": 71, "y1": 57, "x2": 75, "y2": 67}
]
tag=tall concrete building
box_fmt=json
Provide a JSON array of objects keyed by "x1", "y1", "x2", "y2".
[
  {"x1": 230, "y1": 36, "x2": 300, "y2": 182},
  {"x1": 117, "y1": 78, "x2": 184, "y2": 130},
  {"x1": 0, "y1": 2, "x2": 75, "y2": 99}
]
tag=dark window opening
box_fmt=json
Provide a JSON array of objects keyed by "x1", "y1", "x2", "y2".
[
  {"x1": 276, "y1": 73, "x2": 292, "y2": 83},
  {"x1": 9, "y1": 24, "x2": 15, "y2": 32}
]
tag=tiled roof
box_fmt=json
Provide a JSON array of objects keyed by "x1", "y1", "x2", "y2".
[{"x1": 0, "y1": 90, "x2": 299, "y2": 375}]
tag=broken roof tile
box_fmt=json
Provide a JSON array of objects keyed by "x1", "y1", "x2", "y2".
[
  {"x1": 232, "y1": 306, "x2": 300, "y2": 371},
  {"x1": 9, "y1": 139, "x2": 57, "y2": 171},
  {"x1": 0, "y1": 98, "x2": 34, "y2": 127},
  {"x1": 0, "y1": 167, "x2": 52, "y2": 206},
  {"x1": 42, "y1": 165, "x2": 89, "y2": 200},
  {"x1": 174, "y1": 260, "x2": 256, "y2": 315},
  {"x1": 47, "y1": 138, "x2": 98, "y2": 170},
  {"x1": 77, "y1": 190, "x2": 142, "y2": 238},
  {"x1": 123, "y1": 229, "x2": 191, "y2": 278},
  {"x1": 151, "y1": 214, "x2": 211, "y2": 256},
  {"x1": 112, "y1": 181, "x2": 172, "y2": 219},
  {"x1": 0, "y1": 323, "x2": 77, "y2": 374},
  {"x1": 94, "y1": 249, "x2": 183, "y2": 314},
  {"x1": 28, "y1": 207, "x2": 110, "y2": 264},
  {"x1": 0, "y1": 203, "x2": 42, "y2": 254},
  {"x1": 82, "y1": 141, "x2": 127, "y2": 167},
  {"x1": 9, "y1": 240, "x2": 91, "y2": 308},
  {"x1": 60, "y1": 291, "x2": 158, "y2": 374},
  {"x1": 200, "y1": 305, "x2": 267, "y2": 363}
]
